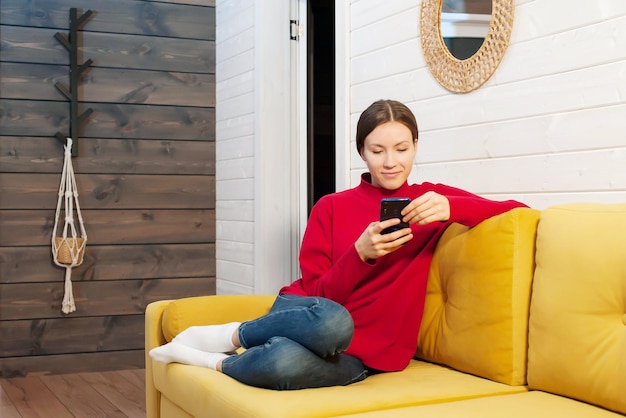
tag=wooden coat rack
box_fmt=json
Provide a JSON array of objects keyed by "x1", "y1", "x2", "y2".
[{"x1": 54, "y1": 8, "x2": 94, "y2": 157}]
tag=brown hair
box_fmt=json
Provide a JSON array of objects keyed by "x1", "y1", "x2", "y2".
[{"x1": 356, "y1": 100, "x2": 418, "y2": 155}]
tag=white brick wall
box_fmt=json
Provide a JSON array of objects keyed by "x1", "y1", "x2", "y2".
[{"x1": 215, "y1": 0, "x2": 255, "y2": 294}]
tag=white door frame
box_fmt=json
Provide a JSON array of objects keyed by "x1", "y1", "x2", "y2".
[
  {"x1": 335, "y1": 0, "x2": 351, "y2": 192},
  {"x1": 253, "y1": 1, "x2": 301, "y2": 293},
  {"x1": 253, "y1": 0, "x2": 350, "y2": 294},
  {"x1": 254, "y1": 0, "x2": 307, "y2": 294},
  {"x1": 293, "y1": 0, "x2": 308, "y2": 281}
]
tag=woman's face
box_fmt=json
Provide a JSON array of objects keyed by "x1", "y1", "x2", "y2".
[{"x1": 360, "y1": 121, "x2": 417, "y2": 190}]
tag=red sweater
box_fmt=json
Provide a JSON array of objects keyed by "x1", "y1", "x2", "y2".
[{"x1": 280, "y1": 174, "x2": 526, "y2": 371}]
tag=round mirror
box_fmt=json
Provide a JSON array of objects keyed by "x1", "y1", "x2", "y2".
[{"x1": 420, "y1": 0, "x2": 515, "y2": 93}]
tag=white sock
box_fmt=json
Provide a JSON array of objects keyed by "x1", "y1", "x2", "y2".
[
  {"x1": 149, "y1": 341, "x2": 229, "y2": 369},
  {"x1": 173, "y1": 322, "x2": 241, "y2": 353}
]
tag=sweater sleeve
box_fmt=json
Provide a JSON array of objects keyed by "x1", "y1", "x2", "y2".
[
  {"x1": 294, "y1": 195, "x2": 374, "y2": 304},
  {"x1": 429, "y1": 183, "x2": 527, "y2": 227}
]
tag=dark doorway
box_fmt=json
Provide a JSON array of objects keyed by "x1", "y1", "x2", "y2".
[{"x1": 307, "y1": 0, "x2": 335, "y2": 213}]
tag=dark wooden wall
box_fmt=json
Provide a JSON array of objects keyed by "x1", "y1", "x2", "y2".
[{"x1": 0, "y1": 0, "x2": 216, "y2": 377}]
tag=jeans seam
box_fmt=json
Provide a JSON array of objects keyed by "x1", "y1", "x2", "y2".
[{"x1": 342, "y1": 369, "x2": 368, "y2": 386}]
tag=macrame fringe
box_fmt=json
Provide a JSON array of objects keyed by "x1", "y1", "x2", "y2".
[{"x1": 62, "y1": 267, "x2": 76, "y2": 314}]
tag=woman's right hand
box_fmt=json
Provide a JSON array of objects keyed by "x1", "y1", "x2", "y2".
[{"x1": 354, "y1": 219, "x2": 412, "y2": 262}]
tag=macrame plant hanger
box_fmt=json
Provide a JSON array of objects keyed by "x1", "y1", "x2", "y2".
[
  {"x1": 51, "y1": 8, "x2": 93, "y2": 314},
  {"x1": 52, "y1": 138, "x2": 87, "y2": 314}
]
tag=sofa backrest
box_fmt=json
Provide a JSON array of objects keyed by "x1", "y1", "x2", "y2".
[
  {"x1": 527, "y1": 203, "x2": 626, "y2": 415},
  {"x1": 416, "y1": 207, "x2": 540, "y2": 386}
]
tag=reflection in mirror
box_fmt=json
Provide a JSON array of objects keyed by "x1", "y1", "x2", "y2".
[{"x1": 441, "y1": 0, "x2": 492, "y2": 60}]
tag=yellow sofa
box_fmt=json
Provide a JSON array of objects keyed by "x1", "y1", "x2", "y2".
[{"x1": 145, "y1": 204, "x2": 626, "y2": 418}]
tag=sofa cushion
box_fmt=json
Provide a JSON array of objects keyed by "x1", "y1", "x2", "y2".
[
  {"x1": 161, "y1": 295, "x2": 276, "y2": 341},
  {"x1": 152, "y1": 359, "x2": 527, "y2": 418},
  {"x1": 528, "y1": 203, "x2": 626, "y2": 415},
  {"x1": 416, "y1": 207, "x2": 540, "y2": 386},
  {"x1": 333, "y1": 391, "x2": 626, "y2": 417}
]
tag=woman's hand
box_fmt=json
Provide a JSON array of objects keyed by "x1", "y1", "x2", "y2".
[
  {"x1": 402, "y1": 191, "x2": 450, "y2": 225},
  {"x1": 354, "y1": 220, "x2": 412, "y2": 262},
  {"x1": 354, "y1": 191, "x2": 449, "y2": 263}
]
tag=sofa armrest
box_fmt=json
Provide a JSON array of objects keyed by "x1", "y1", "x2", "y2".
[
  {"x1": 145, "y1": 299, "x2": 173, "y2": 418},
  {"x1": 159, "y1": 294, "x2": 277, "y2": 341},
  {"x1": 144, "y1": 295, "x2": 276, "y2": 418}
]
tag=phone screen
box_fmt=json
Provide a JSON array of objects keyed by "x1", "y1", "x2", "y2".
[{"x1": 380, "y1": 198, "x2": 410, "y2": 234}]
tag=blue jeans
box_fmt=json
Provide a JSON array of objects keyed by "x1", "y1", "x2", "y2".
[{"x1": 220, "y1": 294, "x2": 368, "y2": 390}]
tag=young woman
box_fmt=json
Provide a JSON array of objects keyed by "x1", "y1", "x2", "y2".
[{"x1": 150, "y1": 99, "x2": 526, "y2": 390}]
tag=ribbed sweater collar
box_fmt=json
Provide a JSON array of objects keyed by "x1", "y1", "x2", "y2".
[{"x1": 358, "y1": 173, "x2": 413, "y2": 198}]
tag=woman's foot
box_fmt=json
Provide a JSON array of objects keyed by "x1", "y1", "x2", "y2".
[
  {"x1": 149, "y1": 341, "x2": 229, "y2": 370},
  {"x1": 173, "y1": 322, "x2": 241, "y2": 353}
]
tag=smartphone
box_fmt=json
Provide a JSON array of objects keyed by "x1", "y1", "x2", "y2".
[{"x1": 380, "y1": 197, "x2": 411, "y2": 234}]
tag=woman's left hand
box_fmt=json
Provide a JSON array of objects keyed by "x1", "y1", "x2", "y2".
[{"x1": 402, "y1": 192, "x2": 450, "y2": 225}]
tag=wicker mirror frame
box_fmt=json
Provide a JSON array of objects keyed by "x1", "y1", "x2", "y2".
[{"x1": 420, "y1": 0, "x2": 515, "y2": 93}]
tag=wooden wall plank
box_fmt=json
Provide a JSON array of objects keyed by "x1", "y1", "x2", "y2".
[
  {"x1": 0, "y1": 26, "x2": 215, "y2": 73},
  {"x1": 0, "y1": 277, "x2": 216, "y2": 320},
  {"x1": 0, "y1": 174, "x2": 215, "y2": 209},
  {"x1": 0, "y1": 63, "x2": 67, "y2": 101},
  {"x1": 83, "y1": 69, "x2": 216, "y2": 106},
  {"x1": 0, "y1": 63, "x2": 216, "y2": 107},
  {"x1": 0, "y1": 350, "x2": 145, "y2": 378},
  {"x1": 0, "y1": 0, "x2": 215, "y2": 40},
  {"x1": 0, "y1": 137, "x2": 215, "y2": 175},
  {"x1": 0, "y1": 209, "x2": 215, "y2": 246},
  {"x1": 1, "y1": 316, "x2": 145, "y2": 357},
  {"x1": 0, "y1": 100, "x2": 215, "y2": 141},
  {"x1": 84, "y1": 103, "x2": 215, "y2": 140},
  {"x1": 0, "y1": 243, "x2": 215, "y2": 284}
]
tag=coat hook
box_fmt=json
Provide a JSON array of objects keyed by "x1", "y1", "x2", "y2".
[{"x1": 53, "y1": 8, "x2": 95, "y2": 157}]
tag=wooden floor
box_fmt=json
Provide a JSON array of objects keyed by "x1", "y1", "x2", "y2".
[{"x1": 0, "y1": 369, "x2": 146, "y2": 418}]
